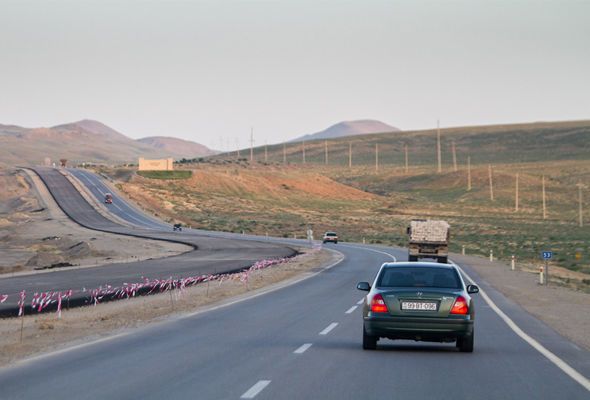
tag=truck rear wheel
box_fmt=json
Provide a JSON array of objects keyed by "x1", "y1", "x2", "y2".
[
  {"x1": 408, "y1": 255, "x2": 418, "y2": 262},
  {"x1": 438, "y1": 256, "x2": 448, "y2": 264}
]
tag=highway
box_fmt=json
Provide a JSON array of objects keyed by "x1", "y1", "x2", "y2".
[
  {"x1": 1, "y1": 243, "x2": 589, "y2": 399},
  {"x1": 0, "y1": 168, "x2": 588, "y2": 398},
  {"x1": 0, "y1": 168, "x2": 296, "y2": 315}
]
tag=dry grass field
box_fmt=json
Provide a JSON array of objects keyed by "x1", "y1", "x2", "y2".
[{"x1": 101, "y1": 120, "x2": 590, "y2": 290}]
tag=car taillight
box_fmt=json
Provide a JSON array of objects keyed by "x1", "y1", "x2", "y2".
[
  {"x1": 370, "y1": 294, "x2": 389, "y2": 313},
  {"x1": 450, "y1": 295, "x2": 469, "y2": 315}
]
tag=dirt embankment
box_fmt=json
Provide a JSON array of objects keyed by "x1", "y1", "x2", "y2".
[{"x1": 0, "y1": 167, "x2": 188, "y2": 276}]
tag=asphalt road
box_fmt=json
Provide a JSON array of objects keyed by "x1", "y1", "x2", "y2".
[
  {"x1": 0, "y1": 168, "x2": 296, "y2": 315},
  {"x1": 1, "y1": 168, "x2": 588, "y2": 398},
  {"x1": 1, "y1": 243, "x2": 588, "y2": 399}
]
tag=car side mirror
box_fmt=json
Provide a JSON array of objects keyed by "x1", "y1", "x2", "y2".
[
  {"x1": 356, "y1": 282, "x2": 371, "y2": 291},
  {"x1": 467, "y1": 284, "x2": 479, "y2": 294}
]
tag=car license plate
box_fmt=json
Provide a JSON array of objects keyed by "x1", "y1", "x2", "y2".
[{"x1": 401, "y1": 301, "x2": 437, "y2": 311}]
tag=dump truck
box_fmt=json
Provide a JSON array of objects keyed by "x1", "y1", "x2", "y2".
[{"x1": 407, "y1": 219, "x2": 450, "y2": 263}]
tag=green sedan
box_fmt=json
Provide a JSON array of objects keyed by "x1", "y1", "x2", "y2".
[{"x1": 357, "y1": 262, "x2": 479, "y2": 352}]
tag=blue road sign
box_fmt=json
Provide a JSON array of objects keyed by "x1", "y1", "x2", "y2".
[{"x1": 542, "y1": 251, "x2": 553, "y2": 260}]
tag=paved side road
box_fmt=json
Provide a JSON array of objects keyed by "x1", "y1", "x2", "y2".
[{"x1": 0, "y1": 167, "x2": 296, "y2": 316}]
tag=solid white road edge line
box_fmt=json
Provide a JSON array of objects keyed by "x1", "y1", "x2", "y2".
[
  {"x1": 345, "y1": 306, "x2": 358, "y2": 314},
  {"x1": 451, "y1": 260, "x2": 590, "y2": 392},
  {"x1": 240, "y1": 380, "x2": 271, "y2": 399},
  {"x1": 339, "y1": 244, "x2": 397, "y2": 261},
  {"x1": 319, "y1": 322, "x2": 339, "y2": 335},
  {"x1": 294, "y1": 343, "x2": 313, "y2": 354}
]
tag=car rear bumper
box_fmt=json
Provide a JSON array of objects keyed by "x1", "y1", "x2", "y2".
[{"x1": 364, "y1": 316, "x2": 473, "y2": 341}]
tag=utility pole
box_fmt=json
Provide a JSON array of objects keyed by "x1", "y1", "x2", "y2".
[
  {"x1": 302, "y1": 140, "x2": 306, "y2": 164},
  {"x1": 404, "y1": 144, "x2": 408, "y2": 174},
  {"x1": 452, "y1": 140, "x2": 457, "y2": 172},
  {"x1": 264, "y1": 141, "x2": 268, "y2": 162},
  {"x1": 235, "y1": 138, "x2": 240, "y2": 159},
  {"x1": 375, "y1": 143, "x2": 379, "y2": 172},
  {"x1": 488, "y1": 164, "x2": 494, "y2": 201},
  {"x1": 437, "y1": 120, "x2": 442, "y2": 173},
  {"x1": 542, "y1": 175, "x2": 547, "y2": 219},
  {"x1": 515, "y1": 173, "x2": 519, "y2": 212},
  {"x1": 283, "y1": 142, "x2": 286, "y2": 164},
  {"x1": 348, "y1": 142, "x2": 352, "y2": 169},
  {"x1": 578, "y1": 183, "x2": 584, "y2": 227},
  {"x1": 249, "y1": 127, "x2": 254, "y2": 162},
  {"x1": 467, "y1": 156, "x2": 472, "y2": 191},
  {"x1": 324, "y1": 140, "x2": 328, "y2": 165}
]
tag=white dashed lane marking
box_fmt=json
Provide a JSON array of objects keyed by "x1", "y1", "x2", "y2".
[
  {"x1": 240, "y1": 380, "x2": 271, "y2": 399},
  {"x1": 294, "y1": 343, "x2": 313, "y2": 354},
  {"x1": 319, "y1": 323, "x2": 338, "y2": 335},
  {"x1": 357, "y1": 298, "x2": 364, "y2": 305},
  {"x1": 345, "y1": 306, "x2": 358, "y2": 314}
]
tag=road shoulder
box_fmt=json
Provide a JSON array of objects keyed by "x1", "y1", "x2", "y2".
[{"x1": 452, "y1": 253, "x2": 590, "y2": 351}]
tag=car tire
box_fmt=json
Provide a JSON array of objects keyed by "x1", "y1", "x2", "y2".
[
  {"x1": 334, "y1": 241, "x2": 338, "y2": 244},
  {"x1": 363, "y1": 326, "x2": 378, "y2": 350},
  {"x1": 438, "y1": 256, "x2": 448, "y2": 264},
  {"x1": 457, "y1": 332, "x2": 474, "y2": 353},
  {"x1": 408, "y1": 255, "x2": 418, "y2": 262}
]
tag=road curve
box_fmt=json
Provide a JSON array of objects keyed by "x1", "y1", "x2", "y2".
[
  {"x1": 0, "y1": 167, "x2": 296, "y2": 316},
  {"x1": 0, "y1": 243, "x2": 588, "y2": 399}
]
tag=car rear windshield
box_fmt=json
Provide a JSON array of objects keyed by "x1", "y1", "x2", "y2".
[
  {"x1": 377, "y1": 267, "x2": 461, "y2": 289},
  {"x1": 325, "y1": 233, "x2": 337, "y2": 236}
]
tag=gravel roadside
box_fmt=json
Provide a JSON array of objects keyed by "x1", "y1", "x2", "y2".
[{"x1": 452, "y1": 253, "x2": 590, "y2": 351}]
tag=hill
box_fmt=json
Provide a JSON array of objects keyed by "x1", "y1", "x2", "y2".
[
  {"x1": 137, "y1": 136, "x2": 216, "y2": 158},
  {"x1": 229, "y1": 120, "x2": 590, "y2": 166},
  {"x1": 0, "y1": 120, "x2": 214, "y2": 166},
  {"x1": 289, "y1": 119, "x2": 399, "y2": 143}
]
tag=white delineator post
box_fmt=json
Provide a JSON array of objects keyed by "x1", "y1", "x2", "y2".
[
  {"x1": 489, "y1": 250, "x2": 494, "y2": 262},
  {"x1": 511, "y1": 255, "x2": 515, "y2": 271},
  {"x1": 539, "y1": 266, "x2": 544, "y2": 285}
]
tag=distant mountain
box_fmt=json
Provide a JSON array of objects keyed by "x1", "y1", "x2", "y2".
[
  {"x1": 137, "y1": 136, "x2": 216, "y2": 158},
  {"x1": 0, "y1": 119, "x2": 214, "y2": 166},
  {"x1": 290, "y1": 120, "x2": 400, "y2": 142}
]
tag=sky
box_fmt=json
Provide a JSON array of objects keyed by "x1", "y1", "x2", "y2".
[{"x1": 1, "y1": 0, "x2": 589, "y2": 150}]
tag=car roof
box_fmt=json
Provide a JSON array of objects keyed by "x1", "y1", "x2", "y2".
[{"x1": 381, "y1": 261, "x2": 455, "y2": 270}]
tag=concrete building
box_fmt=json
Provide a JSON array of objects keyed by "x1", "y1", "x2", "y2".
[{"x1": 138, "y1": 157, "x2": 174, "y2": 171}]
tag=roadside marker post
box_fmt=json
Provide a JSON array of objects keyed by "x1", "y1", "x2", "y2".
[
  {"x1": 462, "y1": 245, "x2": 465, "y2": 256},
  {"x1": 511, "y1": 255, "x2": 515, "y2": 271},
  {"x1": 489, "y1": 250, "x2": 493, "y2": 262},
  {"x1": 542, "y1": 251, "x2": 552, "y2": 286},
  {"x1": 539, "y1": 266, "x2": 544, "y2": 285}
]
